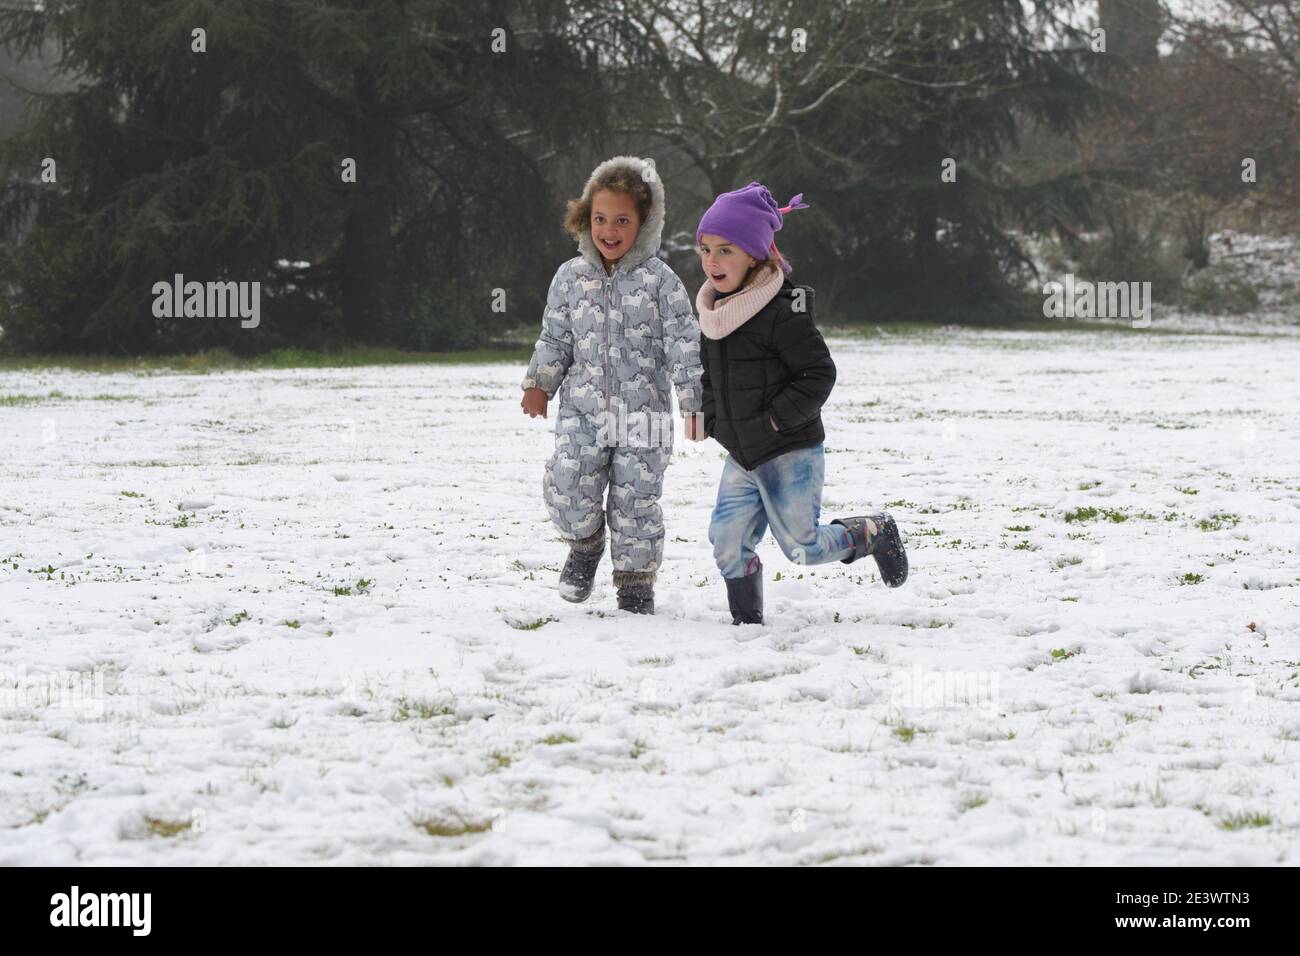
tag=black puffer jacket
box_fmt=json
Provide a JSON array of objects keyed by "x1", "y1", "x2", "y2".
[{"x1": 699, "y1": 278, "x2": 836, "y2": 470}]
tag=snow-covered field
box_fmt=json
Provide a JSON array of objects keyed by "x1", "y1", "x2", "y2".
[{"x1": 2, "y1": 326, "x2": 1298, "y2": 865}]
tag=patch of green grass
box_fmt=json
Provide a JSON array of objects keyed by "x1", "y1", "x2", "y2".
[
  {"x1": 542, "y1": 733, "x2": 577, "y2": 745},
  {"x1": 0, "y1": 346, "x2": 534, "y2": 374},
  {"x1": 509, "y1": 615, "x2": 557, "y2": 631},
  {"x1": 1005, "y1": 524, "x2": 1032, "y2": 532},
  {"x1": 0, "y1": 390, "x2": 66, "y2": 406},
  {"x1": 393, "y1": 697, "x2": 456, "y2": 721},
  {"x1": 1077, "y1": 479, "x2": 1102, "y2": 490},
  {"x1": 282, "y1": 620, "x2": 301, "y2": 629},
  {"x1": 333, "y1": 578, "x2": 373, "y2": 597},
  {"x1": 892, "y1": 724, "x2": 922, "y2": 743},
  {"x1": 1050, "y1": 647, "x2": 1078, "y2": 660},
  {"x1": 1053, "y1": 555, "x2": 1084, "y2": 569},
  {"x1": 415, "y1": 815, "x2": 493, "y2": 838},
  {"x1": 1063, "y1": 505, "x2": 1129, "y2": 524},
  {"x1": 142, "y1": 816, "x2": 192, "y2": 838},
  {"x1": 959, "y1": 793, "x2": 990, "y2": 812},
  {"x1": 226, "y1": 610, "x2": 250, "y2": 626},
  {"x1": 120, "y1": 490, "x2": 145, "y2": 498},
  {"x1": 1179, "y1": 572, "x2": 1206, "y2": 586},
  {"x1": 827, "y1": 316, "x2": 1200, "y2": 338},
  {"x1": 1197, "y1": 512, "x2": 1240, "y2": 532},
  {"x1": 1175, "y1": 486, "x2": 1199, "y2": 496},
  {"x1": 935, "y1": 537, "x2": 978, "y2": 550},
  {"x1": 1219, "y1": 812, "x2": 1270, "y2": 831},
  {"x1": 1012, "y1": 540, "x2": 1035, "y2": 551},
  {"x1": 637, "y1": 655, "x2": 673, "y2": 667}
]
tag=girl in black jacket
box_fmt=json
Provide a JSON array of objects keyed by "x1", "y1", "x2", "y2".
[{"x1": 693, "y1": 183, "x2": 908, "y2": 624}]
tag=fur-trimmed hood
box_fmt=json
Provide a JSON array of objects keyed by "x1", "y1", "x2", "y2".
[{"x1": 574, "y1": 155, "x2": 666, "y2": 273}]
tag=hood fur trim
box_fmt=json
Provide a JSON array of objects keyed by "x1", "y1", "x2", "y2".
[{"x1": 575, "y1": 155, "x2": 665, "y2": 273}]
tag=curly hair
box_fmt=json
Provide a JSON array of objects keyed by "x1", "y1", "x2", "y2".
[{"x1": 563, "y1": 167, "x2": 653, "y2": 240}]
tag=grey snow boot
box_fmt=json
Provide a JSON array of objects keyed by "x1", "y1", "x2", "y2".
[
  {"x1": 613, "y1": 570, "x2": 655, "y2": 615},
  {"x1": 832, "y1": 512, "x2": 908, "y2": 587},
  {"x1": 558, "y1": 529, "x2": 605, "y2": 603},
  {"x1": 724, "y1": 561, "x2": 763, "y2": 625}
]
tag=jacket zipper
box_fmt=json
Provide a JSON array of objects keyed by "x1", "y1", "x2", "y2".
[{"x1": 603, "y1": 273, "x2": 612, "y2": 427}]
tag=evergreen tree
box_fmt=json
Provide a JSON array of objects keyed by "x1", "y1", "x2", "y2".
[{"x1": 0, "y1": 0, "x2": 593, "y2": 353}]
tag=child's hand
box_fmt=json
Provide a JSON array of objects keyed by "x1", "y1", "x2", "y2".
[
  {"x1": 521, "y1": 387, "x2": 549, "y2": 418},
  {"x1": 683, "y1": 413, "x2": 707, "y2": 442}
]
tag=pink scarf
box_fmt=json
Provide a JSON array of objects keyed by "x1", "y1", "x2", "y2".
[{"x1": 695, "y1": 264, "x2": 784, "y2": 340}]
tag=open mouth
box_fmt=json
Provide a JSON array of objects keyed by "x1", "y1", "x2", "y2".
[
  {"x1": 710, "y1": 272, "x2": 727, "y2": 282},
  {"x1": 599, "y1": 238, "x2": 622, "y2": 252}
]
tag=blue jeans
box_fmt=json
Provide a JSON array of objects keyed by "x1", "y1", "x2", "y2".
[{"x1": 708, "y1": 444, "x2": 854, "y2": 579}]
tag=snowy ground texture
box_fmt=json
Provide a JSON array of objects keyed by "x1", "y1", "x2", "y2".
[{"x1": 2, "y1": 325, "x2": 1299, "y2": 865}]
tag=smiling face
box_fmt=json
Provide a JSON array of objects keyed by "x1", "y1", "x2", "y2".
[
  {"x1": 698, "y1": 233, "x2": 758, "y2": 294},
  {"x1": 590, "y1": 189, "x2": 642, "y2": 268}
]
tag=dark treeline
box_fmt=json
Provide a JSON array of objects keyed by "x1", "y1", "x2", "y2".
[{"x1": 0, "y1": 0, "x2": 1296, "y2": 355}]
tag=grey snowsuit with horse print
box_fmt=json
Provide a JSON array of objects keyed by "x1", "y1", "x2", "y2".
[{"x1": 522, "y1": 156, "x2": 703, "y2": 578}]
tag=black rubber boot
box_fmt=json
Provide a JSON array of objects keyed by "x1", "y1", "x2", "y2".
[
  {"x1": 724, "y1": 562, "x2": 763, "y2": 625},
  {"x1": 558, "y1": 529, "x2": 605, "y2": 603},
  {"x1": 832, "y1": 512, "x2": 908, "y2": 587},
  {"x1": 614, "y1": 571, "x2": 655, "y2": 615}
]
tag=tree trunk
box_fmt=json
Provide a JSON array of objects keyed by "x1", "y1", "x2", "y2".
[
  {"x1": 340, "y1": 67, "x2": 397, "y2": 343},
  {"x1": 1182, "y1": 212, "x2": 1211, "y2": 270},
  {"x1": 912, "y1": 202, "x2": 937, "y2": 273}
]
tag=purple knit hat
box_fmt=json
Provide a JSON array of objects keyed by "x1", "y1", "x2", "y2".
[{"x1": 695, "y1": 181, "x2": 809, "y2": 274}]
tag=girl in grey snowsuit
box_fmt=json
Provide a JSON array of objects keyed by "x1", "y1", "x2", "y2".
[{"x1": 521, "y1": 156, "x2": 704, "y2": 614}]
